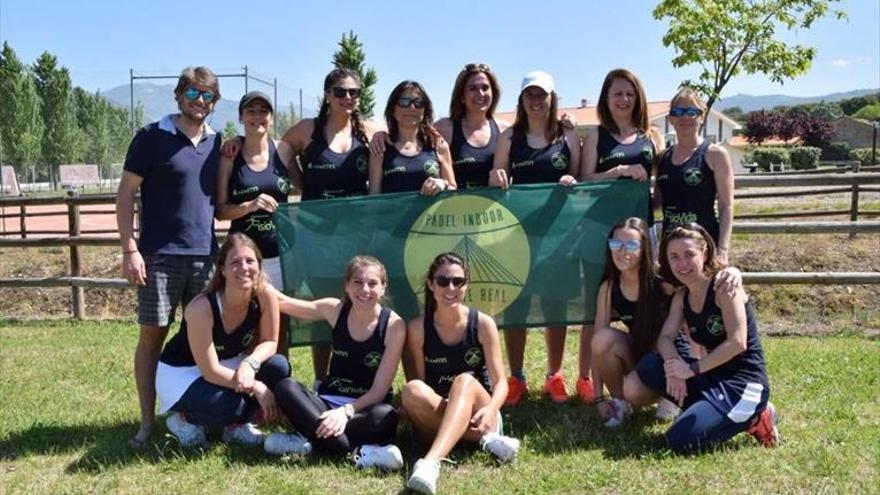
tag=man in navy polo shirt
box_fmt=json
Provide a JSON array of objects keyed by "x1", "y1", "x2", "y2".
[{"x1": 116, "y1": 66, "x2": 221, "y2": 447}]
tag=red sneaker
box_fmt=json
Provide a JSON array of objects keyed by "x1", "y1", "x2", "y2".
[
  {"x1": 543, "y1": 372, "x2": 570, "y2": 404},
  {"x1": 576, "y1": 376, "x2": 595, "y2": 403},
  {"x1": 505, "y1": 376, "x2": 529, "y2": 406},
  {"x1": 747, "y1": 402, "x2": 780, "y2": 447}
]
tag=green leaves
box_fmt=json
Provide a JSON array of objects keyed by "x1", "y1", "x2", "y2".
[{"x1": 332, "y1": 30, "x2": 378, "y2": 118}]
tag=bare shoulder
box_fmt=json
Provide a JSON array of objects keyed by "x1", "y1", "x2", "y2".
[
  {"x1": 184, "y1": 293, "x2": 212, "y2": 321},
  {"x1": 476, "y1": 310, "x2": 499, "y2": 332}
]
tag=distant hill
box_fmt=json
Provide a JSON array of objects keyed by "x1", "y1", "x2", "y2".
[
  {"x1": 100, "y1": 83, "x2": 317, "y2": 131},
  {"x1": 715, "y1": 89, "x2": 879, "y2": 112}
]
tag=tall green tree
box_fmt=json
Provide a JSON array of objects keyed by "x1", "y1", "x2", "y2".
[
  {"x1": 653, "y1": 0, "x2": 846, "y2": 119},
  {"x1": 32, "y1": 51, "x2": 81, "y2": 186},
  {"x1": 0, "y1": 42, "x2": 43, "y2": 178},
  {"x1": 222, "y1": 121, "x2": 238, "y2": 141},
  {"x1": 332, "y1": 30, "x2": 378, "y2": 118}
]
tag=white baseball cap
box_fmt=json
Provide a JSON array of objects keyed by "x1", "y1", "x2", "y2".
[{"x1": 521, "y1": 71, "x2": 555, "y2": 93}]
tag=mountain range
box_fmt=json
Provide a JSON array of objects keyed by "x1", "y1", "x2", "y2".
[{"x1": 714, "y1": 88, "x2": 878, "y2": 112}]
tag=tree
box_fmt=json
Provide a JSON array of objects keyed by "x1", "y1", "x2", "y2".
[
  {"x1": 654, "y1": 0, "x2": 846, "y2": 119},
  {"x1": 839, "y1": 93, "x2": 879, "y2": 116},
  {"x1": 32, "y1": 52, "x2": 82, "y2": 187},
  {"x1": 332, "y1": 30, "x2": 378, "y2": 118},
  {"x1": 853, "y1": 103, "x2": 880, "y2": 122},
  {"x1": 722, "y1": 106, "x2": 746, "y2": 123},
  {"x1": 0, "y1": 42, "x2": 43, "y2": 178},
  {"x1": 222, "y1": 121, "x2": 238, "y2": 141},
  {"x1": 774, "y1": 108, "x2": 803, "y2": 142},
  {"x1": 798, "y1": 113, "x2": 834, "y2": 147},
  {"x1": 743, "y1": 110, "x2": 776, "y2": 145}
]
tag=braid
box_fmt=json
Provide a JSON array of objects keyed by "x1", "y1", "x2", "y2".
[
  {"x1": 315, "y1": 100, "x2": 330, "y2": 131},
  {"x1": 349, "y1": 107, "x2": 368, "y2": 146}
]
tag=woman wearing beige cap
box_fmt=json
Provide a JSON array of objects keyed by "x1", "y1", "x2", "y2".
[{"x1": 489, "y1": 70, "x2": 581, "y2": 408}]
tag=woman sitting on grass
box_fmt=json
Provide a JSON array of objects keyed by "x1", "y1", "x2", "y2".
[
  {"x1": 265, "y1": 256, "x2": 406, "y2": 470},
  {"x1": 624, "y1": 223, "x2": 779, "y2": 453},
  {"x1": 402, "y1": 252, "x2": 520, "y2": 495},
  {"x1": 155, "y1": 233, "x2": 288, "y2": 447}
]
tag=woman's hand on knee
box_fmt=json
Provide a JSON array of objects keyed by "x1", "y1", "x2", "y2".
[
  {"x1": 469, "y1": 405, "x2": 497, "y2": 436},
  {"x1": 253, "y1": 381, "x2": 280, "y2": 422},
  {"x1": 316, "y1": 406, "x2": 349, "y2": 438}
]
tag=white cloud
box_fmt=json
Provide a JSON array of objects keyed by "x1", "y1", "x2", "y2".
[
  {"x1": 831, "y1": 59, "x2": 851, "y2": 68},
  {"x1": 831, "y1": 56, "x2": 872, "y2": 68}
]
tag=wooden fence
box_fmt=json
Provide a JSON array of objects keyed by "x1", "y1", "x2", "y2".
[{"x1": 1, "y1": 173, "x2": 879, "y2": 318}]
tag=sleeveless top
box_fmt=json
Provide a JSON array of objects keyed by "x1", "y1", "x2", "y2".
[
  {"x1": 299, "y1": 120, "x2": 369, "y2": 200},
  {"x1": 609, "y1": 278, "x2": 688, "y2": 358},
  {"x1": 423, "y1": 307, "x2": 491, "y2": 398},
  {"x1": 595, "y1": 127, "x2": 655, "y2": 176},
  {"x1": 381, "y1": 145, "x2": 441, "y2": 193},
  {"x1": 508, "y1": 133, "x2": 571, "y2": 184},
  {"x1": 160, "y1": 291, "x2": 261, "y2": 366},
  {"x1": 451, "y1": 119, "x2": 498, "y2": 189},
  {"x1": 657, "y1": 141, "x2": 719, "y2": 242},
  {"x1": 228, "y1": 141, "x2": 290, "y2": 258},
  {"x1": 683, "y1": 276, "x2": 768, "y2": 386},
  {"x1": 318, "y1": 301, "x2": 394, "y2": 403}
]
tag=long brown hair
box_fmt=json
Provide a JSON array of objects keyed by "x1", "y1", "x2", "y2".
[
  {"x1": 384, "y1": 80, "x2": 438, "y2": 150},
  {"x1": 448, "y1": 63, "x2": 501, "y2": 121},
  {"x1": 341, "y1": 255, "x2": 388, "y2": 305},
  {"x1": 316, "y1": 68, "x2": 368, "y2": 145},
  {"x1": 658, "y1": 223, "x2": 721, "y2": 287},
  {"x1": 512, "y1": 89, "x2": 562, "y2": 143},
  {"x1": 596, "y1": 68, "x2": 649, "y2": 135},
  {"x1": 601, "y1": 217, "x2": 662, "y2": 358},
  {"x1": 203, "y1": 233, "x2": 265, "y2": 296},
  {"x1": 423, "y1": 252, "x2": 469, "y2": 314}
]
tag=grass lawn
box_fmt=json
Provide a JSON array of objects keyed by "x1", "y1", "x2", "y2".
[{"x1": 1, "y1": 320, "x2": 877, "y2": 494}]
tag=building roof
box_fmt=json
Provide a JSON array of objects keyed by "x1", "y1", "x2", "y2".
[{"x1": 494, "y1": 100, "x2": 740, "y2": 129}]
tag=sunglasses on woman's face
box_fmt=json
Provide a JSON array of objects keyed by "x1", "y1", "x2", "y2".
[
  {"x1": 184, "y1": 87, "x2": 216, "y2": 103},
  {"x1": 331, "y1": 87, "x2": 361, "y2": 98},
  {"x1": 669, "y1": 106, "x2": 703, "y2": 118},
  {"x1": 608, "y1": 239, "x2": 641, "y2": 253},
  {"x1": 397, "y1": 97, "x2": 426, "y2": 109},
  {"x1": 433, "y1": 276, "x2": 467, "y2": 288}
]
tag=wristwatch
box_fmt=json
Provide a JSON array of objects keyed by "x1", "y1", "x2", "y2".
[{"x1": 244, "y1": 356, "x2": 261, "y2": 373}]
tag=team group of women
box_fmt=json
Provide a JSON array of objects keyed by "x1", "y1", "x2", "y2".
[{"x1": 153, "y1": 64, "x2": 779, "y2": 494}]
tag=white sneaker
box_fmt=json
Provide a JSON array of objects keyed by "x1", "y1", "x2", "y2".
[
  {"x1": 603, "y1": 398, "x2": 633, "y2": 428},
  {"x1": 655, "y1": 398, "x2": 681, "y2": 421},
  {"x1": 407, "y1": 458, "x2": 441, "y2": 494},
  {"x1": 166, "y1": 412, "x2": 207, "y2": 447},
  {"x1": 354, "y1": 444, "x2": 404, "y2": 470},
  {"x1": 480, "y1": 432, "x2": 520, "y2": 463},
  {"x1": 222, "y1": 422, "x2": 264, "y2": 445},
  {"x1": 264, "y1": 432, "x2": 313, "y2": 456}
]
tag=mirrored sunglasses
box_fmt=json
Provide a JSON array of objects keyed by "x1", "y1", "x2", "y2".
[
  {"x1": 670, "y1": 106, "x2": 703, "y2": 117},
  {"x1": 608, "y1": 239, "x2": 641, "y2": 253},
  {"x1": 184, "y1": 87, "x2": 216, "y2": 103}
]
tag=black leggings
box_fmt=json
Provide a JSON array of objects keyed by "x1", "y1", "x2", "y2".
[{"x1": 273, "y1": 379, "x2": 398, "y2": 456}]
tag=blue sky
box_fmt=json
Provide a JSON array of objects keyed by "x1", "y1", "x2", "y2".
[{"x1": 1, "y1": 0, "x2": 877, "y2": 115}]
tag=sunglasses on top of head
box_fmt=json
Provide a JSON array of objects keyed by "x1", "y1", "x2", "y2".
[
  {"x1": 397, "y1": 97, "x2": 426, "y2": 109},
  {"x1": 433, "y1": 275, "x2": 467, "y2": 288},
  {"x1": 669, "y1": 106, "x2": 703, "y2": 118},
  {"x1": 331, "y1": 87, "x2": 361, "y2": 98},
  {"x1": 608, "y1": 239, "x2": 641, "y2": 253},
  {"x1": 464, "y1": 63, "x2": 490, "y2": 72},
  {"x1": 183, "y1": 87, "x2": 216, "y2": 103}
]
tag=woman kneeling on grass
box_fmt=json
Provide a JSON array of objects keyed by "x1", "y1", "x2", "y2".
[
  {"x1": 155, "y1": 233, "x2": 289, "y2": 447},
  {"x1": 402, "y1": 252, "x2": 520, "y2": 495},
  {"x1": 265, "y1": 256, "x2": 406, "y2": 470},
  {"x1": 624, "y1": 223, "x2": 779, "y2": 453}
]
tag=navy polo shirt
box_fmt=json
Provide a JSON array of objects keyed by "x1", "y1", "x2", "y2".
[{"x1": 123, "y1": 114, "x2": 220, "y2": 256}]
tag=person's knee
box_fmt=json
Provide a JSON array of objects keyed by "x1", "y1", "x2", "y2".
[
  {"x1": 448, "y1": 373, "x2": 480, "y2": 398},
  {"x1": 364, "y1": 403, "x2": 399, "y2": 432},
  {"x1": 401, "y1": 380, "x2": 433, "y2": 409},
  {"x1": 623, "y1": 372, "x2": 656, "y2": 406},
  {"x1": 591, "y1": 327, "x2": 620, "y2": 358},
  {"x1": 259, "y1": 354, "x2": 291, "y2": 387}
]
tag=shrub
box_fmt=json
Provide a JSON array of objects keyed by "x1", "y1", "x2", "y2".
[
  {"x1": 789, "y1": 146, "x2": 821, "y2": 170},
  {"x1": 850, "y1": 148, "x2": 879, "y2": 167},
  {"x1": 853, "y1": 103, "x2": 880, "y2": 122},
  {"x1": 751, "y1": 147, "x2": 790, "y2": 172},
  {"x1": 821, "y1": 141, "x2": 850, "y2": 161}
]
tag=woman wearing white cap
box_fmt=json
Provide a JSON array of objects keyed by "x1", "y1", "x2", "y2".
[{"x1": 489, "y1": 70, "x2": 581, "y2": 407}]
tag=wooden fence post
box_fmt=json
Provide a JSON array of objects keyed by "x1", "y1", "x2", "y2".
[
  {"x1": 66, "y1": 190, "x2": 85, "y2": 318},
  {"x1": 20, "y1": 204, "x2": 26, "y2": 239},
  {"x1": 850, "y1": 161, "x2": 861, "y2": 239}
]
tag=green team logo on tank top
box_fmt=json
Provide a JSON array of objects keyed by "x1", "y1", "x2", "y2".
[
  {"x1": 641, "y1": 146, "x2": 654, "y2": 161},
  {"x1": 404, "y1": 194, "x2": 530, "y2": 316},
  {"x1": 277, "y1": 176, "x2": 291, "y2": 194},
  {"x1": 364, "y1": 351, "x2": 382, "y2": 369},
  {"x1": 707, "y1": 314, "x2": 726, "y2": 336},
  {"x1": 684, "y1": 167, "x2": 704, "y2": 186},
  {"x1": 550, "y1": 151, "x2": 568, "y2": 171},
  {"x1": 241, "y1": 330, "x2": 256, "y2": 348},
  {"x1": 355, "y1": 154, "x2": 368, "y2": 174},
  {"x1": 464, "y1": 346, "x2": 483, "y2": 367},
  {"x1": 424, "y1": 159, "x2": 440, "y2": 177}
]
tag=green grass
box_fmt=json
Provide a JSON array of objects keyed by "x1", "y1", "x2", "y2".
[{"x1": 1, "y1": 320, "x2": 878, "y2": 494}]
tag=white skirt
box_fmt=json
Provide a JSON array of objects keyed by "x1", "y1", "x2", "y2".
[{"x1": 155, "y1": 355, "x2": 245, "y2": 414}]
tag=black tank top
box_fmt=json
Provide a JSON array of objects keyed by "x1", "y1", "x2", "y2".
[
  {"x1": 657, "y1": 141, "x2": 719, "y2": 242},
  {"x1": 508, "y1": 133, "x2": 571, "y2": 184},
  {"x1": 609, "y1": 278, "x2": 686, "y2": 358},
  {"x1": 683, "y1": 276, "x2": 768, "y2": 385},
  {"x1": 318, "y1": 301, "x2": 393, "y2": 403},
  {"x1": 595, "y1": 127, "x2": 655, "y2": 176},
  {"x1": 299, "y1": 120, "x2": 369, "y2": 200},
  {"x1": 381, "y1": 145, "x2": 441, "y2": 193},
  {"x1": 451, "y1": 119, "x2": 498, "y2": 189},
  {"x1": 228, "y1": 141, "x2": 289, "y2": 258},
  {"x1": 423, "y1": 307, "x2": 491, "y2": 398},
  {"x1": 160, "y1": 291, "x2": 261, "y2": 366}
]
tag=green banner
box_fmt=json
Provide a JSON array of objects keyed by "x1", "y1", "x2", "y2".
[{"x1": 275, "y1": 181, "x2": 649, "y2": 346}]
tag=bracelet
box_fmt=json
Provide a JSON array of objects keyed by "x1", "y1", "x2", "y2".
[
  {"x1": 689, "y1": 360, "x2": 701, "y2": 376},
  {"x1": 122, "y1": 249, "x2": 137, "y2": 255}
]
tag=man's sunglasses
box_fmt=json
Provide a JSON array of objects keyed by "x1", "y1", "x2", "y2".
[
  {"x1": 397, "y1": 97, "x2": 426, "y2": 109},
  {"x1": 608, "y1": 239, "x2": 641, "y2": 253},
  {"x1": 433, "y1": 276, "x2": 467, "y2": 288},
  {"x1": 669, "y1": 106, "x2": 703, "y2": 118},
  {"x1": 183, "y1": 87, "x2": 216, "y2": 103},
  {"x1": 331, "y1": 87, "x2": 361, "y2": 98}
]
